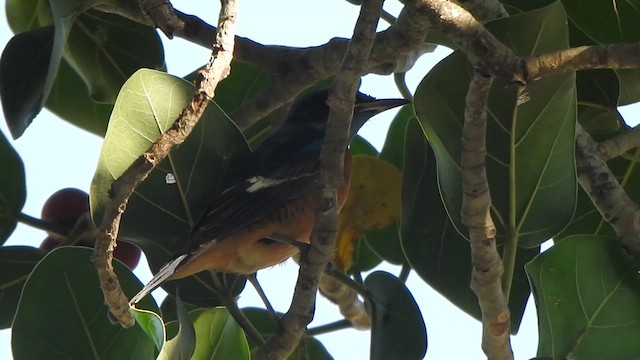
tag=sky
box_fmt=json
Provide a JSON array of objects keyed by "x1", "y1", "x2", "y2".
[{"x1": 5, "y1": 1, "x2": 636, "y2": 359}]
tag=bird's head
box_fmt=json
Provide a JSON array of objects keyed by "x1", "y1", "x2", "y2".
[{"x1": 284, "y1": 88, "x2": 408, "y2": 138}]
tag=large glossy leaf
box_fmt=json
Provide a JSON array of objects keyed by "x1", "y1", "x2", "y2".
[
  {"x1": 2, "y1": 1, "x2": 164, "y2": 137},
  {"x1": 562, "y1": 0, "x2": 640, "y2": 44},
  {"x1": 131, "y1": 308, "x2": 165, "y2": 353},
  {"x1": 64, "y1": 9, "x2": 165, "y2": 104},
  {"x1": 90, "y1": 69, "x2": 250, "y2": 306},
  {"x1": 568, "y1": 20, "x2": 640, "y2": 107},
  {"x1": 362, "y1": 108, "x2": 412, "y2": 267},
  {"x1": 365, "y1": 271, "x2": 426, "y2": 360},
  {"x1": 46, "y1": 57, "x2": 114, "y2": 136},
  {"x1": 5, "y1": 0, "x2": 113, "y2": 136},
  {"x1": 526, "y1": 235, "x2": 640, "y2": 359},
  {"x1": 242, "y1": 307, "x2": 333, "y2": 359},
  {"x1": 6, "y1": 0, "x2": 51, "y2": 33},
  {"x1": 12, "y1": 246, "x2": 160, "y2": 359},
  {"x1": 0, "y1": 26, "x2": 54, "y2": 138},
  {"x1": 400, "y1": 118, "x2": 535, "y2": 333},
  {"x1": 184, "y1": 308, "x2": 250, "y2": 360},
  {"x1": 0, "y1": 131, "x2": 26, "y2": 244},
  {"x1": 414, "y1": 2, "x2": 576, "y2": 248},
  {"x1": 157, "y1": 296, "x2": 195, "y2": 360},
  {"x1": 0, "y1": 246, "x2": 42, "y2": 329}
]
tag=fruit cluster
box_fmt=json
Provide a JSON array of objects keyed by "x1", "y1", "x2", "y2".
[{"x1": 38, "y1": 188, "x2": 141, "y2": 270}]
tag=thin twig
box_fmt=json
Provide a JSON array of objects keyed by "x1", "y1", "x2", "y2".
[{"x1": 91, "y1": 0, "x2": 238, "y2": 328}]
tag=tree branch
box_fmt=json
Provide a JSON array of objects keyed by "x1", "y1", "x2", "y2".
[
  {"x1": 598, "y1": 124, "x2": 640, "y2": 160},
  {"x1": 461, "y1": 73, "x2": 513, "y2": 359},
  {"x1": 524, "y1": 44, "x2": 640, "y2": 80},
  {"x1": 575, "y1": 124, "x2": 640, "y2": 259},
  {"x1": 253, "y1": 1, "x2": 383, "y2": 358},
  {"x1": 92, "y1": 0, "x2": 238, "y2": 328}
]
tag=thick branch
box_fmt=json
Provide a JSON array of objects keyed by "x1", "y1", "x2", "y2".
[
  {"x1": 92, "y1": 0, "x2": 237, "y2": 328},
  {"x1": 575, "y1": 124, "x2": 640, "y2": 259},
  {"x1": 598, "y1": 125, "x2": 640, "y2": 160},
  {"x1": 410, "y1": 0, "x2": 521, "y2": 83},
  {"x1": 461, "y1": 74, "x2": 513, "y2": 360},
  {"x1": 253, "y1": 1, "x2": 383, "y2": 358},
  {"x1": 524, "y1": 44, "x2": 640, "y2": 80}
]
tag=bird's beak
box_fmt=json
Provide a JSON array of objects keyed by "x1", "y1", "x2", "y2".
[{"x1": 351, "y1": 97, "x2": 410, "y2": 137}]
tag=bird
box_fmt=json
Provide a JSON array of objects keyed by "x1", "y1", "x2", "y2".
[{"x1": 129, "y1": 88, "x2": 408, "y2": 305}]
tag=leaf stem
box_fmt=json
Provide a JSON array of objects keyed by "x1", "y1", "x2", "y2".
[
  {"x1": 501, "y1": 232, "x2": 517, "y2": 300},
  {"x1": 306, "y1": 319, "x2": 352, "y2": 336},
  {"x1": 326, "y1": 269, "x2": 370, "y2": 299},
  {"x1": 210, "y1": 271, "x2": 265, "y2": 345},
  {"x1": 16, "y1": 212, "x2": 67, "y2": 237},
  {"x1": 399, "y1": 263, "x2": 411, "y2": 283}
]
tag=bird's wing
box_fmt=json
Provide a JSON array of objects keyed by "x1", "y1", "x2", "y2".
[
  {"x1": 129, "y1": 157, "x2": 319, "y2": 306},
  {"x1": 189, "y1": 157, "x2": 319, "y2": 247}
]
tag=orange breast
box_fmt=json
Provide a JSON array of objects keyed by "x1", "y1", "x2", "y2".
[{"x1": 170, "y1": 151, "x2": 353, "y2": 279}]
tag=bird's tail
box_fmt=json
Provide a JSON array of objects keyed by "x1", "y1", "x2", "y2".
[{"x1": 129, "y1": 254, "x2": 188, "y2": 306}]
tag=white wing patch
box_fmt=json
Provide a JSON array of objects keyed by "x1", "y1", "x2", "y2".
[
  {"x1": 129, "y1": 254, "x2": 188, "y2": 306},
  {"x1": 245, "y1": 174, "x2": 311, "y2": 193}
]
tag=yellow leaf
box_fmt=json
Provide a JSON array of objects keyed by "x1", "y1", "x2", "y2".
[{"x1": 334, "y1": 155, "x2": 402, "y2": 270}]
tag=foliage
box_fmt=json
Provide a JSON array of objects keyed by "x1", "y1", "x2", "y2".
[{"x1": 1, "y1": 0, "x2": 640, "y2": 359}]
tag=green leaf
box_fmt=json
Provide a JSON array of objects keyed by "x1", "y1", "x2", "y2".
[
  {"x1": 64, "y1": 9, "x2": 165, "y2": 104},
  {"x1": 364, "y1": 223, "x2": 404, "y2": 265},
  {"x1": 0, "y1": 246, "x2": 42, "y2": 329},
  {"x1": 414, "y1": 2, "x2": 577, "y2": 248},
  {"x1": 12, "y1": 246, "x2": 160, "y2": 359},
  {"x1": 6, "y1": 0, "x2": 52, "y2": 33},
  {"x1": 379, "y1": 106, "x2": 411, "y2": 169},
  {"x1": 365, "y1": 271, "x2": 426, "y2": 360},
  {"x1": 616, "y1": 68, "x2": 640, "y2": 106},
  {"x1": 46, "y1": 57, "x2": 113, "y2": 136},
  {"x1": 242, "y1": 307, "x2": 333, "y2": 360},
  {"x1": 562, "y1": 0, "x2": 640, "y2": 44},
  {"x1": 132, "y1": 308, "x2": 165, "y2": 352},
  {"x1": 186, "y1": 308, "x2": 251, "y2": 360},
  {"x1": 400, "y1": 118, "x2": 535, "y2": 333},
  {"x1": 578, "y1": 105, "x2": 624, "y2": 137},
  {"x1": 0, "y1": 131, "x2": 26, "y2": 244},
  {"x1": 0, "y1": 26, "x2": 54, "y2": 138},
  {"x1": 157, "y1": 296, "x2": 195, "y2": 360},
  {"x1": 90, "y1": 69, "x2": 250, "y2": 306},
  {"x1": 350, "y1": 135, "x2": 378, "y2": 156},
  {"x1": 576, "y1": 69, "x2": 619, "y2": 109},
  {"x1": 350, "y1": 235, "x2": 382, "y2": 273},
  {"x1": 526, "y1": 235, "x2": 640, "y2": 359}
]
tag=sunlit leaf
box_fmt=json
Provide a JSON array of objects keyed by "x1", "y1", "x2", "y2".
[
  {"x1": 188, "y1": 308, "x2": 251, "y2": 360},
  {"x1": 90, "y1": 69, "x2": 250, "y2": 306},
  {"x1": 12, "y1": 247, "x2": 160, "y2": 359},
  {"x1": 335, "y1": 155, "x2": 402, "y2": 270},
  {"x1": 131, "y1": 308, "x2": 165, "y2": 352},
  {"x1": 157, "y1": 296, "x2": 195, "y2": 360},
  {"x1": 526, "y1": 235, "x2": 640, "y2": 359}
]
